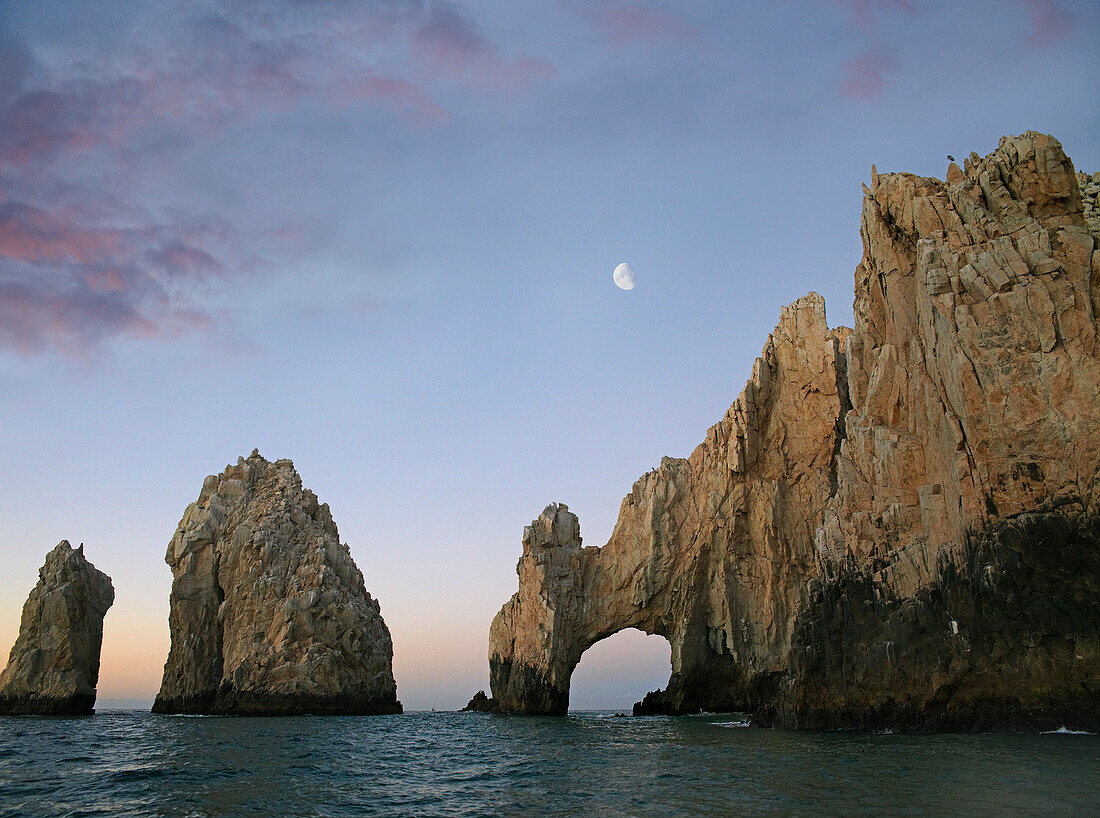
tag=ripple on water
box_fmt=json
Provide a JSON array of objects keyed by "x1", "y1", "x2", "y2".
[{"x1": 1, "y1": 712, "x2": 1099, "y2": 816}]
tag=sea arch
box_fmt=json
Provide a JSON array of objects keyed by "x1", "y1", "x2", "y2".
[{"x1": 487, "y1": 296, "x2": 849, "y2": 716}]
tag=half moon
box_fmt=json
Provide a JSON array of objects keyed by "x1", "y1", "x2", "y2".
[{"x1": 613, "y1": 262, "x2": 636, "y2": 290}]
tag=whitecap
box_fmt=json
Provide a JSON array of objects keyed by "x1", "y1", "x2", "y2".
[{"x1": 1040, "y1": 726, "x2": 1095, "y2": 735}]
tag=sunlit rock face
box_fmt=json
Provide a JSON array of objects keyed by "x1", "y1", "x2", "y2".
[
  {"x1": 489, "y1": 293, "x2": 848, "y2": 716},
  {"x1": 0, "y1": 542, "x2": 114, "y2": 715},
  {"x1": 488, "y1": 133, "x2": 1100, "y2": 731},
  {"x1": 153, "y1": 451, "x2": 401, "y2": 715}
]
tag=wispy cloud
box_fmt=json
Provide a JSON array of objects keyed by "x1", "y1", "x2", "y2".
[
  {"x1": 337, "y1": 71, "x2": 450, "y2": 123},
  {"x1": 840, "y1": 53, "x2": 894, "y2": 99},
  {"x1": 833, "y1": 0, "x2": 920, "y2": 30},
  {"x1": 561, "y1": 1, "x2": 691, "y2": 45},
  {"x1": 1024, "y1": 0, "x2": 1072, "y2": 45},
  {"x1": 826, "y1": 1, "x2": 918, "y2": 100},
  {"x1": 411, "y1": 2, "x2": 554, "y2": 87},
  {"x1": 0, "y1": 199, "x2": 231, "y2": 356},
  {"x1": 0, "y1": 1, "x2": 555, "y2": 357}
]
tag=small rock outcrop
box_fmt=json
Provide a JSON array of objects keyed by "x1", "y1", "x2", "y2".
[
  {"x1": 0, "y1": 542, "x2": 114, "y2": 715},
  {"x1": 153, "y1": 451, "x2": 401, "y2": 715},
  {"x1": 488, "y1": 133, "x2": 1100, "y2": 731},
  {"x1": 461, "y1": 690, "x2": 499, "y2": 712},
  {"x1": 632, "y1": 688, "x2": 672, "y2": 716}
]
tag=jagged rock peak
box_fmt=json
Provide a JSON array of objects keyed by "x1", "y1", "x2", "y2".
[
  {"x1": 0, "y1": 541, "x2": 114, "y2": 715},
  {"x1": 153, "y1": 451, "x2": 401, "y2": 715},
  {"x1": 523, "y1": 503, "x2": 581, "y2": 552},
  {"x1": 488, "y1": 133, "x2": 1100, "y2": 731},
  {"x1": 461, "y1": 690, "x2": 499, "y2": 712}
]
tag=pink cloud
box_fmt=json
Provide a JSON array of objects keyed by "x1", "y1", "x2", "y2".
[
  {"x1": 0, "y1": 280, "x2": 152, "y2": 357},
  {"x1": 563, "y1": 1, "x2": 691, "y2": 45},
  {"x1": 337, "y1": 72, "x2": 449, "y2": 123},
  {"x1": 0, "y1": 89, "x2": 100, "y2": 167},
  {"x1": 151, "y1": 242, "x2": 224, "y2": 277},
  {"x1": 831, "y1": 0, "x2": 920, "y2": 29},
  {"x1": 824, "y1": 1, "x2": 919, "y2": 101},
  {"x1": 1024, "y1": 0, "x2": 1072, "y2": 45},
  {"x1": 840, "y1": 53, "x2": 894, "y2": 99},
  {"x1": 0, "y1": 202, "x2": 123, "y2": 264},
  {"x1": 0, "y1": 2, "x2": 558, "y2": 356},
  {"x1": 0, "y1": 198, "x2": 232, "y2": 356},
  {"x1": 412, "y1": 3, "x2": 490, "y2": 74},
  {"x1": 410, "y1": 2, "x2": 555, "y2": 88},
  {"x1": 82, "y1": 267, "x2": 130, "y2": 294}
]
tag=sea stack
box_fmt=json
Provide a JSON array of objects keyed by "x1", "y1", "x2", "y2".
[
  {"x1": 0, "y1": 542, "x2": 114, "y2": 716},
  {"x1": 153, "y1": 450, "x2": 401, "y2": 715},
  {"x1": 487, "y1": 132, "x2": 1100, "y2": 731}
]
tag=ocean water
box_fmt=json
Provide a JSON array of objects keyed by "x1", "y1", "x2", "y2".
[{"x1": 1, "y1": 711, "x2": 1098, "y2": 817}]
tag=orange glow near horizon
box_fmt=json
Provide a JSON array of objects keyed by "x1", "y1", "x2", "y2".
[{"x1": 2, "y1": 604, "x2": 673, "y2": 711}]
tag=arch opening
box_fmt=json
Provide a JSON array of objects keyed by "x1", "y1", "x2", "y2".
[{"x1": 567, "y1": 628, "x2": 671, "y2": 713}]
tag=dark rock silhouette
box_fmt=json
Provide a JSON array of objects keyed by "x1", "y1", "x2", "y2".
[{"x1": 461, "y1": 690, "x2": 499, "y2": 712}]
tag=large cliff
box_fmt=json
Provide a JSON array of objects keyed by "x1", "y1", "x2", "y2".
[
  {"x1": 0, "y1": 542, "x2": 114, "y2": 716},
  {"x1": 153, "y1": 451, "x2": 401, "y2": 715},
  {"x1": 488, "y1": 132, "x2": 1100, "y2": 731}
]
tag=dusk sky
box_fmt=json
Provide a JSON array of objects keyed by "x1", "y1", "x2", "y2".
[{"x1": 1, "y1": 0, "x2": 1097, "y2": 711}]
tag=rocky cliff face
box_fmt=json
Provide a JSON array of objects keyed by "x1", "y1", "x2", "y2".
[
  {"x1": 0, "y1": 542, "x2": 114, "y2": 715},
  {"x1": 488, "y1": 133, "x2": 1100, "y2": 730},
  {"x1": 153, "y1": 451, "x2": 401, "y2": 715}
]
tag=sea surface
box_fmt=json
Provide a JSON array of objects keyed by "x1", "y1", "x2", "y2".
[{"x1": 1, "y1": 710, "x2": 1098, "y2": 817}]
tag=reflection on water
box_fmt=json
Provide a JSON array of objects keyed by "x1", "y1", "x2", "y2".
[{"x1": 1, "y1": 711, "x2": 1098, "y2": 816}]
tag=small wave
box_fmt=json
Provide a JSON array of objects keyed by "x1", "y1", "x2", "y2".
[
  {"x1": 107, "y1": 767, "x2": 170, "y2": 783},
  {"x1": 1040, "y1": 726, "x2": 1095, "y2": 735},
  {"x1": 711, "y1": 720, "x2": 751, "y2": 728}
]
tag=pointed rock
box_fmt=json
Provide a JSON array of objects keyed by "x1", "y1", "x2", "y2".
[
  {"x1": 461, "y1": 690, "x2": 499, "y2": 712},
  {"x1": 153, "y1": 451, "x2": 401, "y2": 715},
  {"x1": 0, "y1": 542, "x2": 114, "y2": 715}
]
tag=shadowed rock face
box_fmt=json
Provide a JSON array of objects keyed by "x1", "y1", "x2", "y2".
[
  {"x1": 488, "y1": 133, "x2": 1100, "y2": 731},
  {"x1": 0, "y1": 542, "x2": 114, "y2": 716},
  {"x1": 461, "y1": 690, "x2": 499, "y2": 712},
  {"x1": 153, "y1": 451, "x2": 401, "y2": 715}
]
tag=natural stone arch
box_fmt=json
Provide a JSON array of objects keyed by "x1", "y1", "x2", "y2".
[
  {"x1": 489, "y1": 296, "x2": 848, "y2": 716},
  {"x1": 488, "y1": 135, "x2": 1100, "y2": 731}
]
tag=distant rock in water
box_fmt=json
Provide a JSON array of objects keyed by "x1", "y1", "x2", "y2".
[
  {"x1": 0, "y1": 542, "x2": 114, "y2": 715},
  {"x1": 488, "y1": 133, "x2": 1100, "y2": 732},
  {"x1": 462, "y1": 690, "x2": 499, "y2": 712},
  {"x1": 153, "y1": 450, "x2": 401, "y2": 715},
  {"x1": 632, "y1": 689, "x2": 672, "y2": 717}
]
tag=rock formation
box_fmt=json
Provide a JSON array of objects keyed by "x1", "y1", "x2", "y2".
[
  {"x1": 153, "y1": 450, "x2": 401, "y2": 715},
  {"x1": 487, "y1": 133, "x2": 1100, "y2": 731},
  {"x1": 0, "y1": 542, "x2": 114, "y2": 715},
  {"x1": 462, "y1": 690, "x2": 499, "y2": 712}
]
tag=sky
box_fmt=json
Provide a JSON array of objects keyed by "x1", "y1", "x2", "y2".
[{"x1": 1, "y1": 0, "x2": 1098, "y2": 712}]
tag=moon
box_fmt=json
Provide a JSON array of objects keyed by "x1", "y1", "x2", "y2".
[{"x1": 613, "y1": 262, "x2": 636, "y2": 290}]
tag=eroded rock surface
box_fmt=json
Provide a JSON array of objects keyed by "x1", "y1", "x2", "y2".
[
  {"x1": 153, "y1": 450, "x2": 401, "y2": 715},
  {"x1": 0, "y1": 542, "x2": 114, "y2": 715},
  {"x1": 488, "y1": 133, "x2": 1100, "y2": 730}
]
